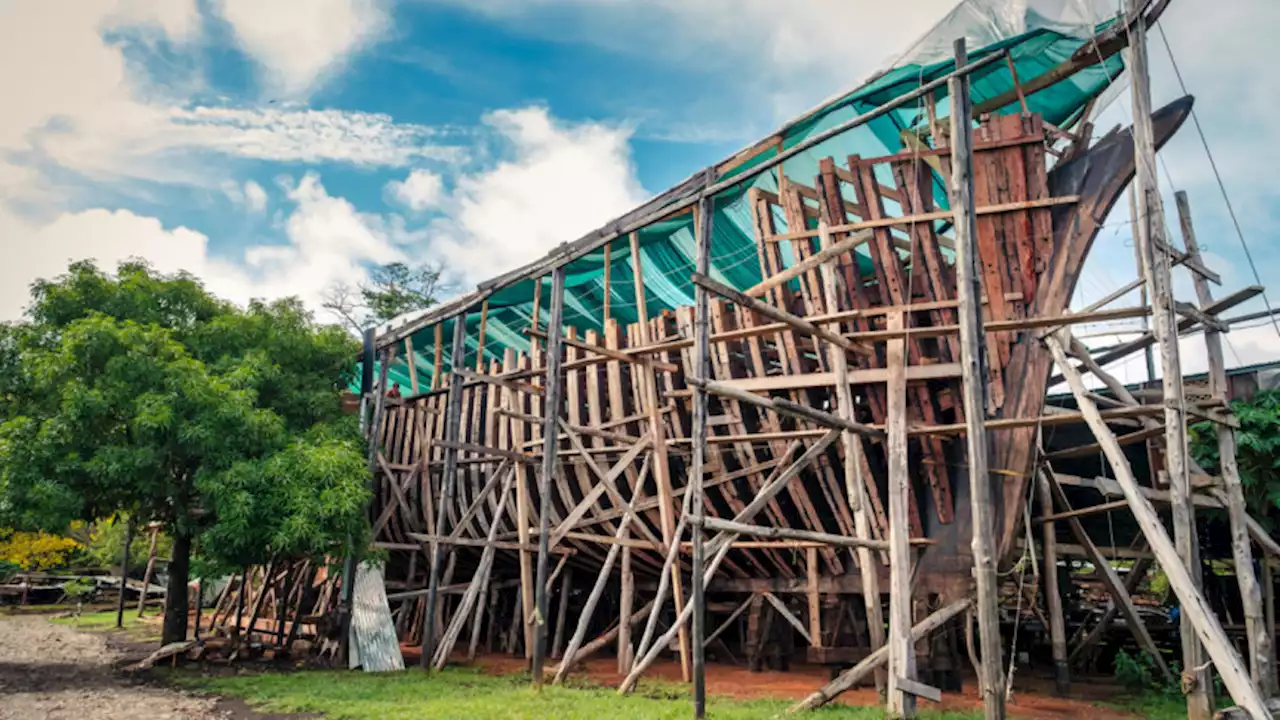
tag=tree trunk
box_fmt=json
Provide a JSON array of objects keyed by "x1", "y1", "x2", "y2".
[{"x1": 162, "y1": 531, "x2": 191, "y2": 645}]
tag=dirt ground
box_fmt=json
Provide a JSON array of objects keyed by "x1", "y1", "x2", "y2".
[
  {"x1": 454, "y1": 650, "x2": 1141, "y2": 719},
  {"x1": 0, "y1": 612, "x2": 223, "y2": 719}
]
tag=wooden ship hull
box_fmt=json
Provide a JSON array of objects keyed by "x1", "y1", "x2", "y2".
[{"x1": 367, "y1": 98, "x2": 1195, "y2": 660}]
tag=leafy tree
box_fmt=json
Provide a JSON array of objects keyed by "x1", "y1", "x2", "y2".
[
  {"x1": 1191, "y1": 389, "x2": 1280, "y2": 529},
  {"x1": 0, "y1": 260, "x2": 370, "y2": 644},
  {"x1": 322, "y1": 261, "x2": 449, "y2": 334}
]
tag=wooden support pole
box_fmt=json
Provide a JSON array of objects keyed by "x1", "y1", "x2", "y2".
[
  {"x1": 631, "y1": 228, "x2": 689, "y2": 682},
  {"x1": 818, "y1": 221, "x2": 886, "y2": 694},
  {"x1": 1036, "y1": 467, "x2": 1069, "y2": 695},
  {"x1": 602, "y1": 243, "x2": 612, "y2": 323},
  {"x1": 136, "y1": 523, "x2": 160, "y2": 616},
  {"x1": 688, "y1": 376, "x2": 883, "y2": 438},
  {"x1": 116, "y1": 517, "x2": 134, "y2": 629},
  {"x1": 806, "y1": 547, "x2": 821, "y2": 648},
  {"x1": 430, "y1": 323, "x2": 443, "y2": 391},
  {"x1": 789, "y1": 599, "x2": 972, "y2": 712},
  {"x1": 1041, "y1": 464, "x2": 1171, "y2": 680},
  {"x1": 531, "y1": 266, "x2": 567, "y2": 688},
  {"x1": 1178, "y1": 190, "x2": 1272, "y2": 695},
  {"x1": 698, "y1": 516, "x2": 893, "y2": 550},
  {"x1": 554, "y1": 486, "x2": 642, "y2": 684},
  {"x1": 552, "y1": 568, "x2": 572, "y2": 661},
  {"x1": 406, "y1": 336, "x2": 420, "y2": 394},
  {"x1": 885, "y1": 311, "x2": 915, "y2": 719},
  {"x1": 421, "y1": 314, "x2": 468, "y2": 668},
  {"x1": 502, "y1": 347, "x2": 536, "y2": 661},
  {"x1": 950, "y1": 37, "x2": 1004, "y2": 720},
  {"x1": 1046, "y1": 331, "x2": 1270, "y2": 720},
  {"x1": 1125, "y1": 7, "x2": 1211, "y2": 714},
  {"x1": 690, "y1": 189, "x2": 713, "y2": 716},
  {"x1": 474, "y1": 300, "x2": 489, "y2": 373}
]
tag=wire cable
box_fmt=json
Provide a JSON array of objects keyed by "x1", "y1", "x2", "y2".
[{"x1": 1154, "y1": 22, "x2": 1280, "y2": 342}]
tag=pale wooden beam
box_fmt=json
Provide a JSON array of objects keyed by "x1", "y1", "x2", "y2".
[{"x1": 531, "y1": 267, "x2": 566, "y2": 687}]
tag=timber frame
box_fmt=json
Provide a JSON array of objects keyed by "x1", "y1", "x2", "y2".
[{"x1": 341, "y1": 2, "x2": 1280, "y2": 718}]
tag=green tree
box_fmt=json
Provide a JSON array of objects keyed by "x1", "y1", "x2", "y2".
[
  {"x1": 322, "y1": 261, "x2": 448, "y2": 333},
  {"x1": 0, "y1": 260, "x2": 370, "y2": 644},
  {"x1": 1191, "y1": 388, "x2": 1280, "y2": 528}
]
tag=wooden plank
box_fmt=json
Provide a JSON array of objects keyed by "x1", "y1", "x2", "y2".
[
  {"x1": 897, "y1": 676, "x2": 942, "y2": 703},
  {"x1": 763, "y1": 196, "x2": 1079, "y2": 243},
  {"x1": 806, "y1": 547, "x2": 822, "y2": 648},
  {"x1": 1046, "y1": 330, "x2": 1268, "y2": 719},
  {"x1": 885, "y1": 311, "x2": 915, "y2": 718},
  {"x1": 691, "y1": 192, "x2": 712, "y2": 716},
  {"x1": 950, "y1": 43, "x2": 1005, "y2": 718}
]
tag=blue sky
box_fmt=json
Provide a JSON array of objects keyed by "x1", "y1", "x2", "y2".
[{"x1": 3, "y1": 0, "x2": 1278, "y2": 380}]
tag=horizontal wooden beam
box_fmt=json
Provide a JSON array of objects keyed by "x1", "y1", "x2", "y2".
[
  {"x1": 764, "y1": 196, "x2": 1079, "y2": 243},
  {"x1": 690, "y1": 375, "x2": 885, "y2": 439},
  {"x1": 527, "y1": 327, "x2": 679, "y2": 373}
]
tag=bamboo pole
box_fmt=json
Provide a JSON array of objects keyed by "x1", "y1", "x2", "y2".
[
  {"x1": 531, "y1": 266, "x2": 567, "y2": 688},
  {"x1": 421, "y1": 314, "x2": 468, "y2": 668},
  {"x1": 1046, "y1": 330, "x2": 1270, "y2": 720},
  {"x1": 1177, "y1": 190, "x2": 1271, "y2": 695}
]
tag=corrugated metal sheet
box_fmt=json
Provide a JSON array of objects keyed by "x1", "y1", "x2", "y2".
[{"x1": 349, "y1": 561, "x2": 404, "y2": 672}]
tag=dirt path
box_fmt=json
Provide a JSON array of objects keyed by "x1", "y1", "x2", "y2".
[{"x1": 0, "y1": 613, "x2": 221, "y2": 720}]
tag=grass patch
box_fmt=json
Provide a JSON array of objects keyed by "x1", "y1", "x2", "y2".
[
  {"x1": 173, "y1": 666, "x2": 982, "y2": 720},
  {"x1": 49, "y1": 608, "x2": 163, "y2": 642}
]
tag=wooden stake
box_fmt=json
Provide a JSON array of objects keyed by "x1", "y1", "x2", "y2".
[
  {"x1": 1036, "y1": 466, "x2": 1069, "y2": 695},
  {"x1": 885, "y1": 311, "x2": 915, "y2": 719},
  {"x1": 551, "y1": 568, "x2": 572, "y2": 661},
  {"x1": 1125, "y1": 6, "x2": 1210, "y2": 713},
  {"x1": 475, "y1": 300, "x2": 489, "y2": 373},
  {"x1": 421, "y1": 314, "x2": 468, "y2": 668},
  {"x1": 1046, "y1": 331, "x2": 1269, "y2": 720},
  {"x1": 504, "y1": 348, "x2": 536, "y2": 661},
  {"x1": 602, "y1": 242, "x2": 612, "y2": 323},
  {"x1": 431, "y1": 323, "x2": 443, "y2": 391},
  {"x1": 531, "y1": 266, "x2": 566, "y2": 688},
  {"x1": 1177, "y1": 190, "x2": 1272, "y2": 695},
  {"x1": 406, "y1": 336, "x2": 420, "y2": 394},
  {"x1": 950, "y1": 38, "x2": 1004, "y2": 720}
]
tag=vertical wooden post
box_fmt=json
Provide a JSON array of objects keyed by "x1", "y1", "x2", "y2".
[
  {"x1": 1125, "y1": 4, "x2": 1210, "y2": 715},
  {"x1": 234, "y1": 569, "x2": 247, "y2": 638},
  {"x1": 602, "y1": 242, "x2": 612, "y2": 323},
  {"x1": 618, "y1": 541, "x2": 634, "y2": 673},
  {"x1": 136, "y1": 523, "x2": 160, "y2": 616},
  {"x1": 630, "y1": 228, "x2": 689, "y2": 681},
  {"x1": 690, "y1": 191, "x2": 713, "y2": 718},
  {"x1": 818, "y1": 221, "x2": 885, "y2": 694},
  {"x1": 806, "y1": 547, "x2": 822, "y2": 648},
  {"x1": 193, "y1": 578, "x2": 204, "y2": 640},
  {"x1": 405, "y1": 337, "x2": 420, "y2": 394},
  {"x1": 421, "y1": 314, "x2": 468, "y2": 668},
  {"x1": 1177, "y1": 191, "x2": 1272, "y2": 694},
  {"x1": 1046, "y1": 332, "x2": 1270, "y2": 720},
  {"x1": 552, "y1": 568, "x2": 573, "y2": 660},
  {"x1": 886, "y1": 311, "x2": 915, "y2": 719},
  {"x1": 1266, "y1": 560, "x2": 1277, "y2": 691},
  {"x1": 531, "y1": 266, "x2": 567, "y2": 688},
  {"x1": 474, "y1": 300, "x2": 489, "y2": 373},
  {"x1": 950, "y1": 37, "x2": 1004, "y2": 720},
  {"x1": 430, "y1": 323, "x2": 444, "y2": 391},
  {"x1": 1036, "y1": 466, "x2": 1069, "y2": 695},
  {"x1": 505, "y1": 347, "x2": 536, "y2": 660},
  {"x1": 116, "y1": 517, "x2": 134, "y2": 629}
]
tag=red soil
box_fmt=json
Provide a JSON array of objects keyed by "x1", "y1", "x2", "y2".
[{"x1": 401, "y1": 645, "x2": 1139, "y2": 719}]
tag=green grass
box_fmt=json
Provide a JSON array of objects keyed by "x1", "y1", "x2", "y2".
[
  {"x1": 49, "y1": 608, "x2": 163, "y2": 641},
  {"x1": 173, "y1": 666, "x2": 982, "y2": 720}
]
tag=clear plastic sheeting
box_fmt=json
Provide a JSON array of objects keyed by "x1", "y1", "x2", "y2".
[{"x1": 891, "y1": 0, "x2": 1121, "y2": 68}]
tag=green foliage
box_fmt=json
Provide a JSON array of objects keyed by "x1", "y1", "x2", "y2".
[
  {"x1": 0, "y1": 260, "x2": 370, "y2": 580},
  {"x1": 61, "y1": 577, "x2": 96, "y2": 601},
  {"x1": 1191, "y1": 389, "x2": 1280, "y2": 528},
  {"x1": 322, "y1": 261, "x2": 448, "y2": 333},
  {"x1": 172, "y1": 666, "x2": 984, "y2": 720},
  {"x1": 80, "y1": 517, "x2": 173, "y2": 572}
]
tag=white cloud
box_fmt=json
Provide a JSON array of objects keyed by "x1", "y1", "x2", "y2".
[
  {"x1": 243, "y1": 180, "x2": 268, "y2": 213},
  {"x1": 214, "y1": 0, "x2": 390, "y2": 97},
  {"x1": 432, "y1": 107, "x2": 647, "y2": 280},
  {"x1": 386, "y1": 169, "x2": 445, "y2": 211},
  {"x1": 1, "y1": 173, "x2": 413, "y2": 321}
]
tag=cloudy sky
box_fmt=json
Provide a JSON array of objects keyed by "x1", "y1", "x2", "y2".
[{"x1": 2, "y1": 1, "x2": 1276, "y2": 384}]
